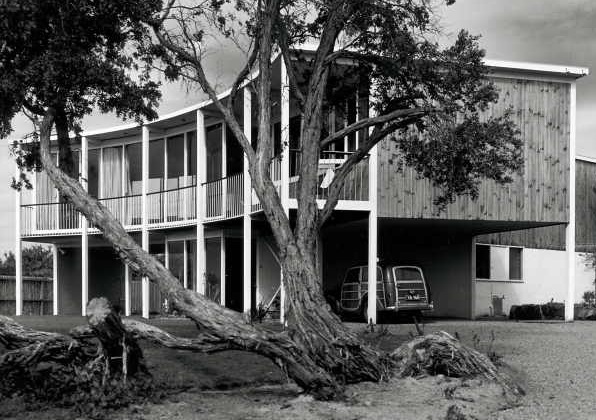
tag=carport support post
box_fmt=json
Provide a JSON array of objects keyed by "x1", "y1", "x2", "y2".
[
  {"x1": 141, "y1": 125, "x2": 150, "y2": 319},
  {"x1": 124, "y1": 263, "x2": 130, "y2": 316},
  {"x1": 565, "y1": 82, "x2": 577, "y2": 322},
  {"x1": 81, "y1": 135, "x2": 89, "y2": 316},
  {"x1": 52, "y1": 244, "x2": 58, "y2": 315},
  {"x1": 220, "y1": 234, "x2": 226, "y2": 306},
  {"x1": 367, "y1": 144, "x2": 378, "y2": 325},
  {"x1": 14, "y1": 161, "x2": 22, "y2": 316},
  {"x1": 196, "y1": 110, "x2": 206, "y2": 295},
  {"x1": 243, "y1": 87, "x2": 252, "y2": 315}
]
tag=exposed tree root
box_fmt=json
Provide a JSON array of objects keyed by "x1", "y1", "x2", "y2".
[
  {"x1": 0, "y1": 307, "x2": 524, "y2": 405},
  {"x1": 391, "y1": 331, "x2": 524, "y2": 402}
]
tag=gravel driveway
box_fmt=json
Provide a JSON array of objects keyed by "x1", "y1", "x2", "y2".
[{"x1": 384, "y1": 320, "x2": 596, "y2": 419}]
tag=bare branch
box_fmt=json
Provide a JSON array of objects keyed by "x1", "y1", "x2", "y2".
[
  {"x1": 228, "y1": 38, "x2": 259, "y2": 114},
  {"x1": 320, "y1": 107, "x2": 430, "y2": 149},
  {"x1": 151, "y1": 25, "x2": 257, "y2": 166},
  {"x1": 318, "y1": 115, "x2": 423, "y2": 226},
  {"x1": 278, "y1": 24, "x2": 305, "y2": 108},
  {"x1": 71, "y1": 320, "x2": 232, "y2": 354}
]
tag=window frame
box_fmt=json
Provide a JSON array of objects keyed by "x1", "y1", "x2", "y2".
[{"x1": 475, "y1": 243, "x2": 524, "y2": 283}]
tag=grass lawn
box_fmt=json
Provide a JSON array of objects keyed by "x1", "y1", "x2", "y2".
[{"x1": 4, "y1": 316, "x2": 596, "y2": 419}]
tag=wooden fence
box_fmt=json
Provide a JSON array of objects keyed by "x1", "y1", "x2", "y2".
[{"x1": 0, "y1": 275, "x2": 53, "y2": 316}]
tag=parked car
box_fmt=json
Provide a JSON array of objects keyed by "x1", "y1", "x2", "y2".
[{"x1": 339, "y1": 264, "x2": 433, "y2": 321}]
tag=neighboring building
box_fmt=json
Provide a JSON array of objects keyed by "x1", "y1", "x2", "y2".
[{"x1": 13, "y1": 51, "x2": 589, "y2": 321}]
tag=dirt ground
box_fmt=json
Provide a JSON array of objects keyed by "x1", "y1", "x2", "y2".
[{"x1": 5, "y1": 317, "x2": 596, "y2": 419}]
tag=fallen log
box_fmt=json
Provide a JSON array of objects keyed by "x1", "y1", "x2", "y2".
[
  {"x1": 72, "y1": 319, "x2": 231, "y2": 353},
  {"x1": 0, "y1": 315, "x2": 68, "y2": 349}
]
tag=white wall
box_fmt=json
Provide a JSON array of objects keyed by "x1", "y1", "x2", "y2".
[{"x1": 475, "y1": 248, "x2": 594, "y2": 317}]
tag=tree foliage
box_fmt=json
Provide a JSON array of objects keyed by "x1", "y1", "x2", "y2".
[
  {"x1": 0, "y1": 246, "x2": 52, "y2": 278},
  {"x1": 0, "y1": 0, "x2": 163, "y2": 179}
]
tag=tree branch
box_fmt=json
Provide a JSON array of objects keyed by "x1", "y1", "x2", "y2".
[
  {"x1": 151, "y1": 25, "x2": 256, "y2": 166},
  {"x1": 320, "y1": 107, "x2": 430, "y2": 149},
  {"x1": 278, "y1": 24, "x2": 305, "y2": 108},
  {"x1": 228, "y1": 38, "x2": 259, "y2": 114},
  {"x1": 318, "y1": 116, "x2": 422, "y2": 226},
  {"x1": 71, "y1": 319, "x2": 232, "y2": 354}
]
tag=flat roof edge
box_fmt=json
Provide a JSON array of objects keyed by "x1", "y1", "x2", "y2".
[{"x1": 484, "y1": 59, "x2": 589, "y2": 79}]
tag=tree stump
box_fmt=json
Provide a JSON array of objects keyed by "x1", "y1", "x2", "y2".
[{"x1": 86, "y1": 297, "x2": 146, "y2": 379}]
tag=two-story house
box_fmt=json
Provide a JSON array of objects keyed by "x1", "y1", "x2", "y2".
[{"x1": 13, "y1": 50, "x2": 589, "y2": 321}]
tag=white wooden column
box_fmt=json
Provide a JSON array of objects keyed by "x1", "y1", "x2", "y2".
[
  {"x1": 52, "y1": 244, "x2": 58, "y2": 315},
  {"x1": 220, "y1": 234, "x2": 226, "y2": 306},
  {"x1": 165, "y1": 239, "x2": 170, "y2": 270},
  {"x1": 163, "y1": 137, "x2": 168, "y2": 220},
  {"x1": 183, "y1": 132, "x2": 189, "y2": 219},
  {"x1": 183, "y1": 240, "x2": 188, "y2": 289},
  {"x1": 366, "y1": 88, "x2": 379, "y2": 324},
  {"x1": 141, "y1": 125, "x2": 150, "y2": 318},
  {"x1": 81, "y1": 136, "x2": 89, "y2": 316},
  {"x1": 124, "y1": 263, "x2": 130, "y2": 316},
  {"x1": 243, "y1": 88, "x2": 252, "y2": 314},
  {"x1": 279, "y1": 57, "x2": 290, "y2": 325},
  {"x1": 221, "y1": 123, "x2": 227, "y2": 217},
  {"x1": 14, "y1": 162, "x2": 22, "y2": 316},
  {"x1": 196, "y1": 110, "x2": 206, "y2": 294},
  {"x1": 566, "y1": 82, "x2": 577, "y2": 322}
]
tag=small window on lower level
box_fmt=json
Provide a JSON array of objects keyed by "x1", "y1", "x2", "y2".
[
  {"x1": 476, "y1": 244, "x2": 523, "y2": 281},
  {"x1": 509, "y1": 247, "x2": 523, "y2": 280},
  {"x1": 476, "y1": 245, "x2": 490, "y2": 279}
]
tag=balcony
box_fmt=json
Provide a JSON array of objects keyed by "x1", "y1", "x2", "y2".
[
  {"x1": 20, "y1": 185, "x2": 197, "y2": 237},
  {"x1": 20, "y1": 155, "x2": 370, "y2": 237}
]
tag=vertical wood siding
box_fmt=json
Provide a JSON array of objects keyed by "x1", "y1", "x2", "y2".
[
  {"x1": 377, "y1": 78, "x2": 571, "y2": 224},
  {"x1": 477, "y1": 159, "x2": 596, "y2": 251},
  {"x1": 575, "y1": 159, "x2": 596, "y2": 251}
]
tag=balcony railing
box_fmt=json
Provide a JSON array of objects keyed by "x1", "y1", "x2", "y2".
[
  {"x1": 147, "y1": 185, "x2": 197, "y2": 225},
  {"x1": 21, "y1": 153, "x2": 369, "y2": 236},
  {"x1": 204, "y1": 172, "x2": 244, "y2": 221},
  {"x1": 21, "y1": 185, "x2": 198, "y2": 236},
  {"x1": 251, "y1": 158, "x2": 282, "y2": 214},
  {"x1": 288, "y1": 150, "x2": 369, "y2": 201}
]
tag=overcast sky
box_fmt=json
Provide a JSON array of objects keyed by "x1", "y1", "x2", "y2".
[{"x1": 3, "y1": 0, "x2": 595, "y2": 252}]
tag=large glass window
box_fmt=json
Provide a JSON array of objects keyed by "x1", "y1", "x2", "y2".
[
  {"x1": 101, "y1": 146, "x2": 122, "y2": 198},
  {"x1": 167, "y1": 135, "x2": 185, "y2": 190},
  {"x1": 124, "y1": 143, "x2": 142, "y2": 195},
  {"x1": 148, "y1": 138, "x2": 164, "y2": 192},
  {"x1": 206, "y1": 124, "x2": 222, "y2": 181},
  {"x1": 186, "y1": 240, "x2": 196, "y2": 291},
  {"x1": 88, "y1": 149, "x2": 100, "y2": 198},
  {"x1": 187, "y1": 130, "x2": 197, "y2": 185},
  {"x1": 226, "y1": 126, "x2": 243, "y2": 174},
  {"x1": 167, "y1": 241, "x2": 185, "y2": 286}
]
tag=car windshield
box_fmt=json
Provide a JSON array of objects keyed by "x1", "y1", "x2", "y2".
[{"x1": 393, "y1": 267, "x2": 423, "y2": 282}]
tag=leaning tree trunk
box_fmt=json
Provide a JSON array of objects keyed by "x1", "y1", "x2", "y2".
[
  {"x1": 280, "y1": 243, "x2": 390, "y2": 384},
  {"x1": 35, "y1": 110, "x2": 344, "y2": 399}
]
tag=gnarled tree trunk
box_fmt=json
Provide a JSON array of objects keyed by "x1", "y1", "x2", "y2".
[{"x1": 35, "y1": 109, "x2": 355, "y2": 399}]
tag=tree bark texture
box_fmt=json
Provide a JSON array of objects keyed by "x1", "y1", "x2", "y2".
[
  {"x1": 86, "y1": 297, "x2": 146, "y2": 377},
  {"x1": 35, "y1": 110, "x2": 349, "y2": 399}
]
